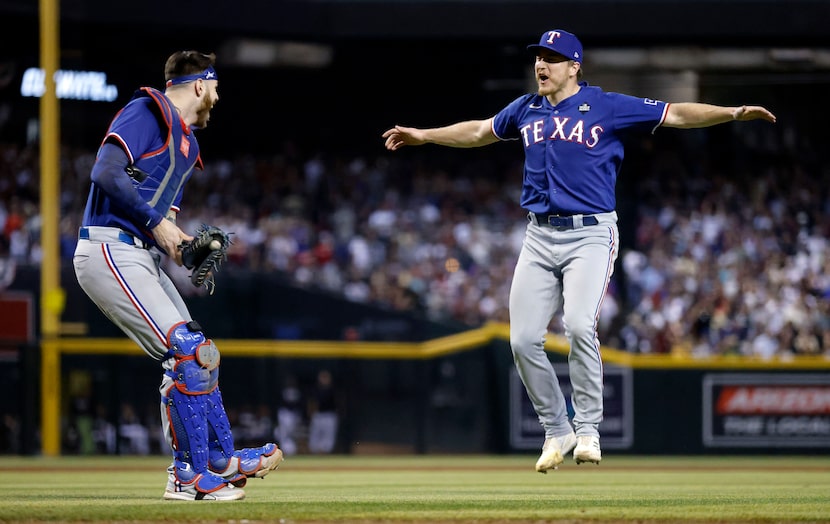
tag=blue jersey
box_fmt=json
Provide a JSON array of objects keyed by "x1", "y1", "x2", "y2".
[
  {"x1": 81, "y1": 87, "x2": 203, "y2": 247},
  {"x1": 492, "y1": 83, "x2": 668, "y2": 215}
]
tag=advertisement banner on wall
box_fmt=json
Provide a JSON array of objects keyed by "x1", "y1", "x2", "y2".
[
  {"x1": 509, "y1": 364, "x2": 633, "y2": 450},
  {"x1": 703, "y1": 373, "x2": 830, "y2": 448}
]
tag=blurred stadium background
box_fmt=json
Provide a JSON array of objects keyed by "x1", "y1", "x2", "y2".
[{"x1": 0, "y1": 0, "x2": 828, "y2": 458}]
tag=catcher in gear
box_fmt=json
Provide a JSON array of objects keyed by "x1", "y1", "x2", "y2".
[{"x1": 73, "y1": 50, "x2": 282, "y2": 501}]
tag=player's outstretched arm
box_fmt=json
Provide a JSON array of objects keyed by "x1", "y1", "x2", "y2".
[
  {"x1": 382, "y1": 118, "x2": 499, "y2": 150},
  {"x1": 731, "y1": 105, "x2": 777, "y2": 122},
  {"x1": 382, "y1": 125, "x2": 428, "y2": 150},
  {"x1": 663, "y1": 102, "x2": 776, "y2": 129}
]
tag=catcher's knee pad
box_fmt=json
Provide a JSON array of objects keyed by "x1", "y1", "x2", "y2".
[{"x1": 166, "y1": 321, "x2": 220, "y2": 394}]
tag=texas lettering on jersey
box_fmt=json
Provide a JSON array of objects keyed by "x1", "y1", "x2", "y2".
[{"x1": 520, "y1": 117, "x2": 604, "y2": 149}]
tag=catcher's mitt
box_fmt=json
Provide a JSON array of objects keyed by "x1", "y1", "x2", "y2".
[{"x1": 180, "y1": 224, "x2": 232, "y2": 294}]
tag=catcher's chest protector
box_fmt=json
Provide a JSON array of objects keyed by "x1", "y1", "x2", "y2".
[{"x1": 131, "y1": 87, "x2": 203, "y2": 217}]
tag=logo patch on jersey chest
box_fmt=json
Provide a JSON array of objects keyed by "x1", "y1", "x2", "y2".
[
  {"x1": 578, "y1": 103, "x2": 591, "y2": 113},
  {"x1": 180, "y1": 136, "x2": 190, "y2": 157}
]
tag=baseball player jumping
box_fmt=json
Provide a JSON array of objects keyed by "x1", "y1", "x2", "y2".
[
  {"x1": 73, "y1": 51, "x2": 283, "y2": 500},
  {"x1": 383, "y1": 29, "x2": 776, "y2": 472}
]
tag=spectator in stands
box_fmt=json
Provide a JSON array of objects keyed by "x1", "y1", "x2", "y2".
[
  {"x1": 3, "y1": 92, "x2": 828, "y2": 359},
  {"x1": 307, "y1": 369, "x2": 339, "y2": 454},
  {"x1": 118, "y1": 403, "x2": 150, "y2": 455},
  {"x1": 275, "y1": 375, "x2": 304, "y2": 456}
]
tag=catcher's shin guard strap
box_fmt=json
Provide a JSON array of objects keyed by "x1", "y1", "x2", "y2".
[{"x1": 164, "y1": 387, "x2": 211, "y2": 472}]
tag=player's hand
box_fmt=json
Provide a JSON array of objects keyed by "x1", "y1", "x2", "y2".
[
  {"x1": 152, "y1": 219, "x2": 193, "y2": 266},
  {"x1": 733, "y1": 105, "x2": 777, "y2": 123},
  {"x1": 382, "y1": 125, "x2": 426, "y2": 150}
]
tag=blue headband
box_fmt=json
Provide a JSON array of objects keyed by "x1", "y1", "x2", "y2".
[{"x1": 166, "y1": 65, "x2": 218, "y2": 87}]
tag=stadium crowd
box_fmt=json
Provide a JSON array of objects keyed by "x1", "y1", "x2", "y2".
[{"x1": 0, "y1": 109, "x2": 828, "y2": 360}]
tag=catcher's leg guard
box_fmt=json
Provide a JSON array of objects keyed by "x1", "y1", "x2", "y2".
[
  {"x1": 203, "y1": 388, "x2": 247, "y2": 486},
  {"x1": 164, "y1": 385, "x2": 212, "y2": 471},
  {"x1": 162, "y1": 322, "x2": 232, "y2": 477},
  {"x1": 163, "y1": 322, "x2": 278, "y2": 488},
  {"x1": 203, "y1": 388, "x2": 283, "y2": 486}
]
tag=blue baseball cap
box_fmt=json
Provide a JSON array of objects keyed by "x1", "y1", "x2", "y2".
[{"x1": 527, "y1": 29, "x2": 583, "y2": 63}]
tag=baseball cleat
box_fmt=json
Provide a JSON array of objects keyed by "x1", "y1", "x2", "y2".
[
  {"x1": 163, "y1": 460, "x2": 245, "y2": 501},
  {"x1": 573, "y1": 435, "x2": 602, "y2": 465},
  {"x1": 535, "y1": 431, "x2": 577, "y2": 473}
]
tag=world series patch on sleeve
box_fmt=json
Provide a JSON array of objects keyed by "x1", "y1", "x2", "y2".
[{"x1": 180, "y1": 224, "x2": 232, "y2": 292}]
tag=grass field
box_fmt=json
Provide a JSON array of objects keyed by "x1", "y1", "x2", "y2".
[{"x1": 1, "y1": 454, "x2": 828, "y2": 523}]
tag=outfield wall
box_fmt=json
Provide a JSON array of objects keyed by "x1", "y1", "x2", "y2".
[{"x1": 9, "y1": 326, "x2": 827, "y2": 457}]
